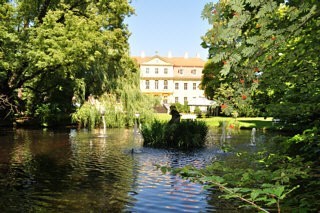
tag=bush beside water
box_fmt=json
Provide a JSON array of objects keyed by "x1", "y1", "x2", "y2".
[{"x1": 141, "y1": 120, "x2": 208, "y2": 150}]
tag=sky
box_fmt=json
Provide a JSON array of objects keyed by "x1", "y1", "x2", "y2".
[{"x1": 125, "y1": 0, "x2": 214, "y2": 59}]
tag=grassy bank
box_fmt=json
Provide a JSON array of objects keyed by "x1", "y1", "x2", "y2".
[{"x1": 155, "y1": 113, "x2": 273, "y2": 130}]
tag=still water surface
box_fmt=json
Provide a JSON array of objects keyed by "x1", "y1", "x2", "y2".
[{"x1": 0, "y1": 127, "x2": 264, "y2": 212}]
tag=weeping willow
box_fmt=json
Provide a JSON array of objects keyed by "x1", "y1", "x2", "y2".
[{"x1": 72, "y1": 57, "x2": 157, "y2": 129}]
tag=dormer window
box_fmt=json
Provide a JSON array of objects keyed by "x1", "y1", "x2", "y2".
[
  {"x1": 178, "y1": 69, "x2": 184, "y2": 74},
  {"x1": 191, "y1": 69, "x2": 196, "y2": 75}
]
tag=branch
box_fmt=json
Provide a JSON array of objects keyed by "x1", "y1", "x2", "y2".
[
  {"x1": 38, "y1": 0, "x2": 52, "y2": 24},
  {"x1": 0, "y1": 94, "x2": 17, "y2": 118},
  {"x1": 212, "y1": 181, "x2": 270, "y2": 213}
]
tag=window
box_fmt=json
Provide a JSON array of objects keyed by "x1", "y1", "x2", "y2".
[
  {"x1": 146, "y1": 68, "x2": 149, "y2": 74},
  {"x1": 145, "y1": 80, "x2": 150, "y2": 89},
  {"x1": 155, "y1": 68, "x2": 159, "y2": 74},
  {"x1": 175, "y1": 83, "x2": 179, "y2": 90},
  {"x1": 155, "y1": 80, "x2": 159, "y2": 90},
  {"x1": 193, "y1": 83, "x2": 197, "y2": 90},
  {"x1": 184, "y1": 83, "x2": 188, "y2": 90},
  {"x1": 178, "y1": 69, "x2": 184, "y2": 74},
  {"x1": 164, "y1": 80, "x2": 168, "y2": 89},
  {"x1": 164, "y1": 68, "x2": 168, "y2": 74},
  {"x1": 175, "y1": 97, "x2": 179, "y2": 103},
  {"x1": 163, "y1": 96, "x2": 168, "y2": 104},
  {"x1": 184, "y1": 97, "x2": 188, "y2": 103},
  {"x1": 191, "y1": 69, "x2": 197, "y2": 75}
]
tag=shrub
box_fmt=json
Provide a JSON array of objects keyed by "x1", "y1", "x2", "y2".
[
  {"x1": 194, "y1": 106, "x2": 202, "y2": 116},
  {"x1": 172, "y1": 103, "x2": 190, "y2": 113},
  {"x1": 35, "y1": 103, "x2": 70, "y2": 127},
  {"x1": 141, "y1": 120, "x2": 208, "y2": 150},
  {"x1": 71, "y1": 102, "x2": 101, "y2": 130},
  {"x1": 140, "y1": 120, "x2": 167, "y2": 147}
]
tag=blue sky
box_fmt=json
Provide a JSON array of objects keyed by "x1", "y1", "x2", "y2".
[{"x1": 126, "y1": 0, "x2": 214, "y2": 59}]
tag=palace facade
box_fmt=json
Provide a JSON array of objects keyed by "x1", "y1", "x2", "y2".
[{"x1": 133, "y1": 54, "x2": 206, "y2": 107}]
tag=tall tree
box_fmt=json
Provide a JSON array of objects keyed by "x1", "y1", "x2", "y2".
[
  {"x1": 201, "y1": 0, "x2": 319, "y2": 130},
  {"x1": 0, "y1": 0, "x2": 134, "y2": 124}
]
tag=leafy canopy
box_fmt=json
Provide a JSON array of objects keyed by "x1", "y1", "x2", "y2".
[
  {"x1": 0, "y1": 0, "x2": 152, "y2": 126},
  {"x1": 201, "y1": 0, "x2": 319, "y2": 129}
]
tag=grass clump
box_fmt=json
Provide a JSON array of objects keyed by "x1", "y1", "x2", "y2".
[{"x1": 141, "y1": 120, "x2": 208, "y2": 150}]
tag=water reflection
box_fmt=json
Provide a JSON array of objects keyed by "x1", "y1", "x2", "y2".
[{"x1": 0, "y1": 127, "x2": 268, "y2": 212}]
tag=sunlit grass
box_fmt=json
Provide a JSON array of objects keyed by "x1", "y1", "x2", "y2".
[
  {"x1": 154, "y1": 113, "x2": 273, "y2": 129},
  {"x1": 199, "y1": 117, "x2": 273, "y2": 129},
  {"x1": 155, "y1": 113, "x2": 171, "y2": 121}
]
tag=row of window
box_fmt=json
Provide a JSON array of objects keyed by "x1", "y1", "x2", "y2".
[
  {"x1": 146, "y1": 67, "x2": 168, "y2": 74},
  {"x1": 145, "y1": 80, "x2": 198, "y2": 90},
  {"x1": 161, "y1": 96, "x2": 188, "y2": 104},
  {"x1": 175, "y1": 97, "x2": 188, "y2": 103},
  {"x1": 178, "y1": 69, "x2": 197, "y2": 75},
  {"x1": 145, "y1": 68, "x2": 197, "y2": 75},
  {"x1": 145, "y1": 80, "x2": 167, "y2": 89}
]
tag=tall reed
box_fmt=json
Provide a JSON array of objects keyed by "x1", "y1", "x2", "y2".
[{"x1": 141, "y1": 120, "x2": 208, "y2": 150}]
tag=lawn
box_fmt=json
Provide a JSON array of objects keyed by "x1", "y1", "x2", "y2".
[{"x1": 155, "y1": 113, "x2": 273, "y2": 130}]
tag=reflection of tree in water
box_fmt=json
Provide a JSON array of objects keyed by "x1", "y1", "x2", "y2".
[
  {"x1": 66, "y1": 129, "x2": 137, "y2": 211},
  {"x1": 0, "y1": 129, "x2": 138, "y2": 212},
  {"x1": 164, "y1": 150, "x2": 242, "y2": 211},
  {"x1": 0, "y1": 129, "x2": 15, "y2": 164}
]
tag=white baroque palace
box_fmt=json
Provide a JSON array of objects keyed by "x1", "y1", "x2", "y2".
[{"x1": 132, "y1": 54, "x2": 206, "y2": 107}]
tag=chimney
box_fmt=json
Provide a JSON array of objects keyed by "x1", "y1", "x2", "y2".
[
  {"x1": 168, "y1": 51, "x2": 172, "y2": 58},
  {"x1": 141, "y1": 51, "x2": 145, "y2": 58},
  {"x1": 184, "y1": 52, "x2": 189, "y2": 59}
]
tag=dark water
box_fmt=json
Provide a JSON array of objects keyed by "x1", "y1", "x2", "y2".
[{"x1": 0, "y1": 127, "x2": 266, "y2": 212}]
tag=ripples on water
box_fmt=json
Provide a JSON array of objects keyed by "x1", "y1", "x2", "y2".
[{"x1": 0, "y1": 128, "x2": 264, "y2": 212}]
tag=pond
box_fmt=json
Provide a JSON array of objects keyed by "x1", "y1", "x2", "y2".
[{"x1": 0, "y1": 127, "x2": 269, "y2": 212}]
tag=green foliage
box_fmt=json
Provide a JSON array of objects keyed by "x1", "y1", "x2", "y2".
[
  {"x1": 160, "y1": 126, "x2": 320, "y2": 211},
  {"x1": 284, "y1": 127, "x2": 319, "y2": 161},
  {"x1": 196, "y1": 116, "x2": 273, "y2": 129},
  {"x1": 169, "y1": 150, "x2": 310, "y2": 212},
  {"x1": 0, "y1": 0, "x2": 137, "y2": 126},
  {"x1": 71, "y1": 102, "x2": 101, "y2": 130},
  {"x1": 194, "y1": 106, "x2": 202, "y2": 116},
  {"x1": 141, "y1": 120, "x2": 167, "y2": 147},
  {"x1": 171, "y1": 103, "x2": 190, "y2": 113},
  {"x1": 72, "y1": 92, "x2": 156, "y2": 129},
  {"x1": 141, "y1": 120, "x2": 208, "y2": 150},
  {"x1": 34, "y1": 103, "x2": 70, "y2": 127},
  {"x1": 201, "y1": 0, "x2": 320, "y2": 129}
]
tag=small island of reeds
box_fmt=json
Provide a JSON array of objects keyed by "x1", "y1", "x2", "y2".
[{"x1": 141, "y1": 120, "x2": 208, "y2": 150}]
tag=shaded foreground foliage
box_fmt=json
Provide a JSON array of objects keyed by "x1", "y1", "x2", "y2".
[
  {"x1": 141, "y1": 120, "x2": 208, "y2": 150},
  {"x1": 162, "y1": 127, "x2": 319, "y2": 212}
]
